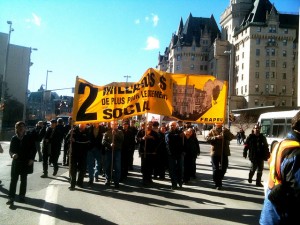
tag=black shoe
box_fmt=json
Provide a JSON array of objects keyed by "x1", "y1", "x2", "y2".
[
  {"x1": 256, "y1": 182, "x2": 263, "y2": 187},
  {"x1": 105, "y1": 181, "x2": 110, "y2": 186},
  {"x1": 95, "y1": 177, "x2": 99, "y2": 182},
  {"x1": 68, "y1": 186, "x2": 75, "y2": 191},
  {"x1": 216, "y1": 186, "x2": 222, "y2": 190},
  {"x1": 53, "y1": 170, "x2": 58, "y2": 176},
  {"x1": 171, "y1": 185, "x2": 177, "y2": 190},
  {"x1": 6, "y1": 198, "x2": 14, "y2": 205},
  {"x1": 114, "y1": 183, "x2": 120, "y2": 188},
  {"x1": 40, "y1": 173, "x2": 48, "y2": 178},
  {"x1": 88, "y1": 180, "x2": 93, "y2": 186}
]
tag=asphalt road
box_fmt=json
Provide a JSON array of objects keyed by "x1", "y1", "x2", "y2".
[{"x1": 0, "y1": 138, "x2": 268, "y2": 225}]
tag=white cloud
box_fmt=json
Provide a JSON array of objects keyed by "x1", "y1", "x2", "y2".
[
  {"x1": 25, "y1": 13, "x2": 41, "y2": 27},
  {"x1": 145, "y1": 16, "x2": 149, "y2": 22},
  {"x1": 134, "y1": 19, "x2": 140, "y2": 24},
  {"x1": 151, "y1": 14, "x2": 159, "y2": 27},
  {"x1": 144, "y1": 36, "x2": 159, "y2": 50},
  {"x1": 32, "y1": 13, "x2": 41, "y2": 26}
]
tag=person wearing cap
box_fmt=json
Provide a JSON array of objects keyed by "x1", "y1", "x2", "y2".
[
  {"x1": 6, "y1": 121, "x2": 36, "y2": 207},
  {"x1": 243, "y1": 124, "x2": 269, "y2": 187},
  {"x1": 40, "y1": 119, "x2": 64, "y2": 178},
  {"x1": 205, "y1": 123, "x2": 234, "y2": 190}
]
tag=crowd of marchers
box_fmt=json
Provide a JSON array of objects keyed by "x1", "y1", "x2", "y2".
[{"x1": 4, "y1": 111, "x2": 300, "y2": 224}]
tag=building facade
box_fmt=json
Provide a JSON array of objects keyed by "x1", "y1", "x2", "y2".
[{"x1": 157, "y1": 0, "x2": 299, "y2": 111}]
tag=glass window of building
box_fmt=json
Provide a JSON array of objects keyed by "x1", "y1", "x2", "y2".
[
  {"x1": 271, "y1": 60, "x2": 276, "y2": 67},
  {"x1": 283, "y1": 50, "x2": 287, "y2": 57},
  {"x1": 255, "y1": 84, "x2": 259, "y2": 92},
  {"x1": 256, "y1": 38, "x2": 260, "y2": 44},
  {"x1": 256, "y1": 49, "x2": 260, "y2": 56},
  {"x1": 270, "y1": 84, "x2": 274, "y2": 93},
  {"x1": 282, "y1": 73, "x2": 286, "y2": 79},
  {"x1": 255, "y1": 72, "x2": 259, "y2": 78},
  {"x1": 282, "y1": 85, "x2": 286, "y2": 93},
  {"x1": 256, "y1": 60, "x2": 260, "y2": 67}
]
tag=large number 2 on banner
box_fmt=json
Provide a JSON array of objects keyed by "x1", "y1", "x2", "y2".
[{"x1": 76, "y1": 83, "x2": 98, "y2": 121}]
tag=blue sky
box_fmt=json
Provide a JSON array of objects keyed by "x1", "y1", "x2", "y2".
[{"x1": 0, "y1": 0, "x2": 299, "y2": 96}]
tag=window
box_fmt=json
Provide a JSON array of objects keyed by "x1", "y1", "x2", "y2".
[
  {"x1": 271, "y1": 72, "x2": 275, "y2": 78},
  {"x1": 177, "y1": 46, "x2": 181, "y2": 51},
  {"x1": 257, "y1": 27, "x2": 261, "y2": 32},
  {"x1": 266, "y1": 49, "x2": 270, "y2": 56},
  {"x1": 256, "y1": 49, "x2": 260, "y2": 56},
  {"x1": 282, "y1": 86, "x2": 286, "y2": 94},
  {"x1": 242, "y1": 52, "x2": 244, "y2": 58},
  {"x1": 266, "y1": 60, "x2": 270, "y2": 67},
  {"x1": 256, "y1": 60, "x2": 260, "y2": 67},
  {"x1": 283, "y1": 39, "x2": 287, "y2": 46},
  {"x1": 282, "y1": 73, "x2": 286, "y2": 79},
  {"x1": 176, "y1": 65, "x2": 180, "y2": 70},
  {"x1": 200, "y1": 65, "x2": 203, "y2": 70},
  {"x1": 190, "y1": 64, "x2": 194, "y2": 70},
  {"x1": 255, "y1": 72, "x2": 259, "y2": 78},
  {"x1": 242, "y1": 63, "x2": 244, "y2": 69},
  {"x1": 241, "y1": 86, "x2": 244, "y2": 94},
  {"x1": 191, "y1": 55, "x2": 195, "y2": 61},
  {"x1": 255, "y1": 84, "x2": 259, "y2": 92},
  {"x1": 242, "y1": 74, "x2": 244, "y2": 80},
  {"x1": 271, "y1": 49, "x2": 275, "y2": 56},
  {"x1": 204, "y1": 65, "x2": 208, "y2": 70},
  {"x1": 271, "y1": 60, "x2": 276, "y2": 67},
  {"x1": 270, "y1": 84, "x2": 274, "y2": 93},
  {"x1": 283, "y1": 62, "x2": 287, "y2": 68},
  {"x1": 266, "y1": 72, "x2": 269, "y2": 78},
  {"x1": 245, "y1": 85, "x2": 247, "y2": 93},
  {"x1": 192, "y1": 46, "x2": 196, "y2": 51},
  {"x1": 284, "y1": 28, "x2": 288, "y2": 34},
  {"x1": 269, "y1": 26, "x2": 276, "y2": 33},
  {"x1": 283, "y1": 50, "x2": 286, "y2": 57},
  {"x1": 256, "y1": 38, "x2": 260, "y2": 44},
  {"x1": 265, "y1": 84, "x2": 269, "y2": 93},
  {"x1": 255, "y1": 99, "x2": 259, "y2": 106},
  {"x1": 177, "y1": 55, "x2": 181, "y2": 61}
]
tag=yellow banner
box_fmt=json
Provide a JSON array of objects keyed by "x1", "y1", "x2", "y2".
[{"x1": 72, "y1": 68, "x2": 227, "y2": 124}]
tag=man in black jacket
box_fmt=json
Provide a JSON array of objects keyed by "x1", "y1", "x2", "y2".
[
  {"x1": 41, "y1": 119, "x2": 64, "y2": 178},
  {"x1": 6, "y1": 121, "x2": 36, "y2": 207},
  {"x1": 243, "y1": 124, "x2": 269, "y2": 187}
]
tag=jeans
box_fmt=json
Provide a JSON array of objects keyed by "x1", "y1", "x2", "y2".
[
  {"x1": 87, "y1": 147, "x2": 101, "y2": 180},
  {"x1": 211, "y1": 155, "x2": 228, "y2": 187},
  {"x1": 105, "y1": 149, "x2": 121, "y2": 184},
  {"x1": 168, "y1": 154, "x2": 184, "y2": 187}
]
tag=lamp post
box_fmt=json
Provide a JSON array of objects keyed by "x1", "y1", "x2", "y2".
[
  {"x1": 46, "y1": 70, "x2": 52, "y2": 90},
  {"x1": 0, "y1": 21, "x2": 14, "y2": 133},
  {"x1": 224, "y1": 49, "x2": 233, "y2": 129},
  {"x1": 44, "y1": 70, "x2": 52, "y2": 119},
  {"x1": 24, "y1": 47, "x2": 38, "y2": 121}
]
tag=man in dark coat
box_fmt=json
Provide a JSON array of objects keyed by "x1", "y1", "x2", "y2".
[
  {"x1": 165, "y1": 121, "x2": 185, "y2": 189},
  {"x1": 6, "y1": 121, "x2": 36, "y2": 207},
  {"x1": 243, "y1": 124, "x2": 269, "y2": 187},
  {"x1": 40, "y1": 119, "x2": 64, "y2": 178}
]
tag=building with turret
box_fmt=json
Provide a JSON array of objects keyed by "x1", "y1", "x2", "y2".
[{"x1": 157, "y1": 0, "x2": 299, "y2": 113}]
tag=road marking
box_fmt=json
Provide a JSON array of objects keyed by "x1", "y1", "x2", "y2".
[{"x1": 39, "y1": 184, "x2": 58, "y2": 225}]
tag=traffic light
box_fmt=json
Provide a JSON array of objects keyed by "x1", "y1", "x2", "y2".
[{"x1": 229, "y1": 113, "x2": 235, "y2": 122}]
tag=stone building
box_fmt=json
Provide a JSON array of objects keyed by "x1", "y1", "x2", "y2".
[{"x1": 157, "y1": 0, "x2": 299, "y2": 112}]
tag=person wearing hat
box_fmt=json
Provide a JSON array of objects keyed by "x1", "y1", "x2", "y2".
[
  {"x1": 205, "y1": 123, "x2": 234, "y2": 190},
  {"x1": 243, "y1": 124, "x2": 269, "y2": 187},
  {"x1": 41, "y1": 119, "x2": 64, "y2": 178},
  {"x1": 6, "y1": 121, "x2": 36, "y2": 207}
]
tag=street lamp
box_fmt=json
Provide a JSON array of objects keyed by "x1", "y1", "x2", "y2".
[
  {"x1": 224, "y1": 49, "x2": 233, "y2": 129},
  {"x1": 0, "y1": 21, "x2": 14, "y2": 132},
  {"x1": 46, "y1": 70, "x2": 52, "y2": 90},
  {"x1": 44, "y1": 70, "x2": 52, "y2": 120}
]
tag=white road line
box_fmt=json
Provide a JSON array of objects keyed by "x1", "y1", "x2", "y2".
[{"x1": 39, "y1": 184, "x2": 58, "y2": 225}]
